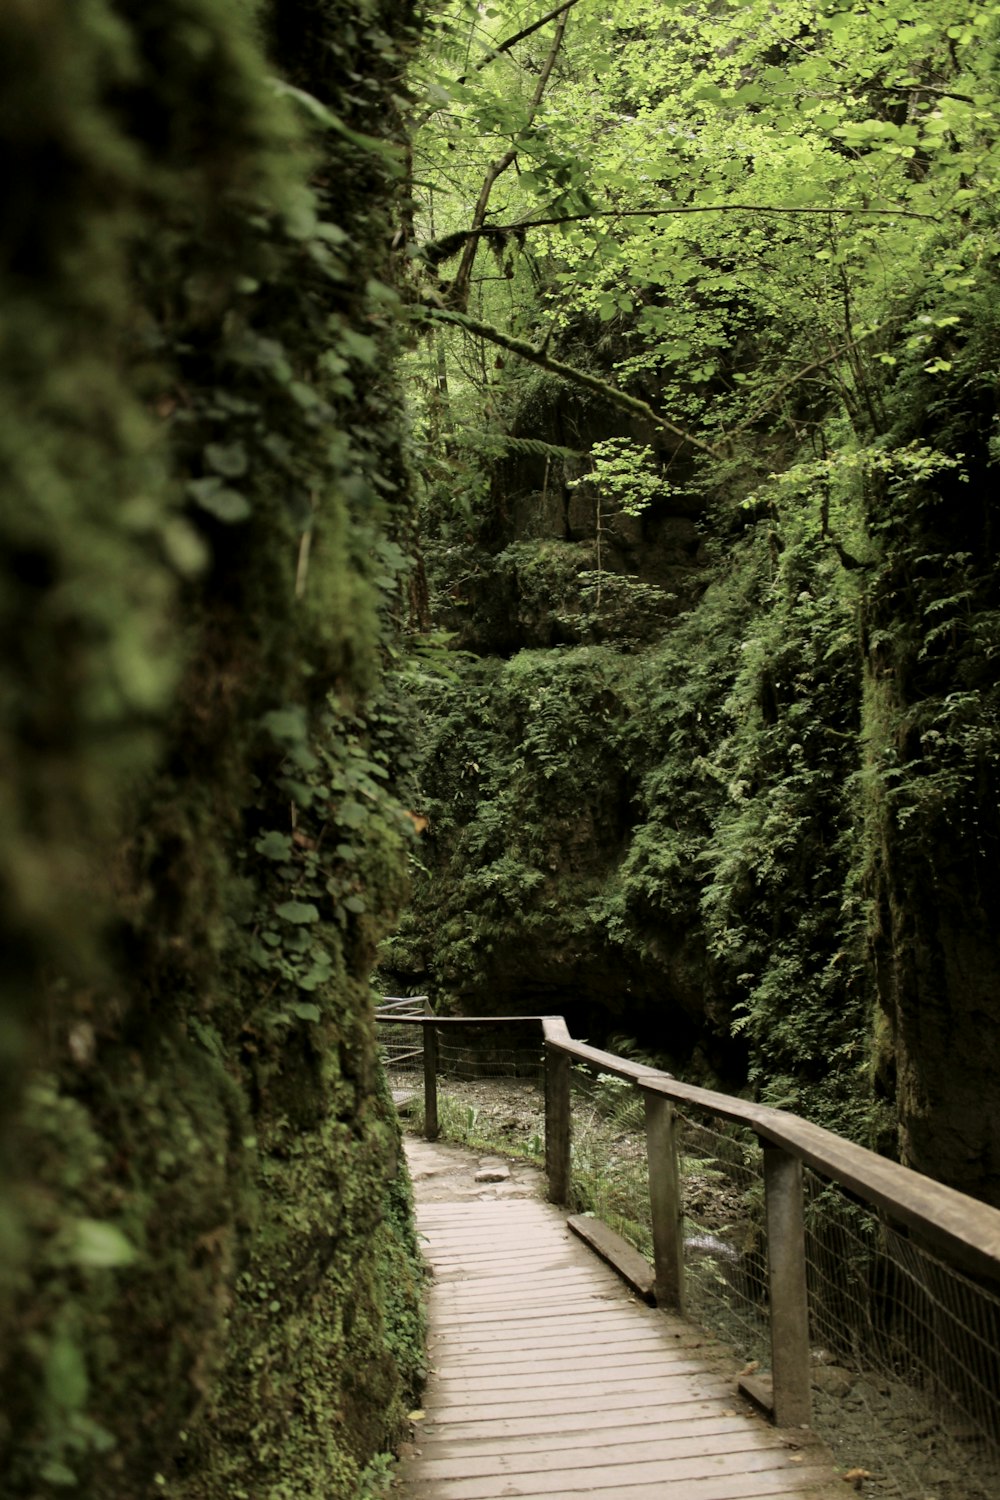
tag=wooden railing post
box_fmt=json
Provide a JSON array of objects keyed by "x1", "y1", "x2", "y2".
[
  {"x1": 643, "y1": 1091, "x2": 685, "y2": 1313},
  {"x1": 545, "y1": 1045, "x2": 571, "y2": 1206},
  {"x1": 763, "y1": 1143, "x2": 811, "y2": 1427},
  {"x1": 423, "y1": 1023, "x2": 439, "y2": 1142}
]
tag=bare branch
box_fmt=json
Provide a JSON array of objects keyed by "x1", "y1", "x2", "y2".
[
  {"x1": 419, "y1": 201, "x2": 937, "y2": 264},
  {"x1": 450, "y1": 6, "x2": 572, "y2": 311},
  {"x1": 727, "y1": 317, "x2": 904, "y2": 440},
  {"x1": 416, "y1": 1, "x2": 583, "y2": 130},
  {"x1": 424, "y1": 306, "x2": 720, "y2": 458},
  {"x1": 415, "y1": 199, "x2": 937, "y2": 268},
  {"x1": 513, "y1": 201, "x2": 938, "y2": 227}
]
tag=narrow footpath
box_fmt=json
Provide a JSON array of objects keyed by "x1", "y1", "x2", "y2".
[{"x1": 396, "y1": 1138, "x2": 844, "y2": 1500}]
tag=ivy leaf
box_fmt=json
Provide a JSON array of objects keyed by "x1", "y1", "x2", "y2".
[
  {"x1": 256, "y1": 830, "x2": 293, "y2": 860},
  {"x1": 45, "y1": 1333, "x2": 89, "y2": 1411},
  {"x1": 71, "y1": 1219, "x2": 137, "y2": 1269},
  {"x1": 262, "y1": 706, "x2": 308, "y2": 745},
  {"x1": 338, "y1": 799, "x2": 366, "y2": 829},
  {"x1": 187, "y1": 477, "x2": 251, "y2": 523},
  {"x1": 204, "y1": 441, "x2": 249, "y2": 478},
  {"x1": 39, "y1": 1461, "x2": 78, "y2": 1488},
  {"x1": 275, "y1": 900, "x2": 320, "y2": 924},
  {"x1": 291, "y1": 1001, "x2": 321, "y2": 1022}
]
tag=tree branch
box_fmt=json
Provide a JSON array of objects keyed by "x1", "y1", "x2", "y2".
[
  {"x1": 727, "y1": 317, "x2": 903, "y2": 440},
  {"x1": 424, "y1": 306, "x2": 720, "y2": 458},
  {"x1": 416, "y1": 0, "x2": 583, "y2": 131},
  {"x1": 450, "y1": 6, "x2": 571, "y2": 311},
  {"x1": 417, "y1": 199, "x2": 937, "y2": 267}
]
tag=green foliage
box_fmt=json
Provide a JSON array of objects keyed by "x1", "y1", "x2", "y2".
[
  {"x1": 1, "y1": 2, "x2": 426, "y2": 1498},
  {"x1": 386, "y1": 0, "x2": 1000, "y2": 1198},
  {"x1": 567, "y1": 438, "x2": 668, "y2": 518}
]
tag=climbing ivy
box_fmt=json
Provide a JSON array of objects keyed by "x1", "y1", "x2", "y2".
[{"x1": 1, "y1": 2, "x2": 427, "y2": 1497}]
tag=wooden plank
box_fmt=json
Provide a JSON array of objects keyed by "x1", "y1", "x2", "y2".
[
  {"x1": 433, "y1": 1329, "x2": 705, "y2": 1359},
  {"x1": 433, "y1": 1335, "x2": 698, "y2": 1363},
  {"x1": 431, "y1": 1308, "x2": 656, "y2": 1332},
  {"x1": 403, "y1": 1472, "x2": 840, "y2": 1500},
  {"x1": 417, "y1": 1401, "x2": 742, "y2": 1442},
  {"x1": 401, "y1": 1457, "x2": 840, "y2": 1500},
  {"x1": 428, "y1": 1244, "x2": 578, "y2": 1261},
  {"x1": 429, "y1": 1318, "x2": 686, "y2": 1347},
  {"x1": 429, "y1": 1287, "x2": 632, "y2": 1311},
  {"x1": 413, "y1": 1414, "x2": 759, "y2": 1456},
  {"x1": 430, "y1": 1257, "x2": 596, "y2": 1278},
  {"x1": 412, "y1": 1428, "x2": 799, "y2": 1481},
  {"x1": 567, "y1": 1212, "x2": 655, "y2": 1302},
  {"x1": 431, "y1": 1355, "x2": 714, "y2": 1392},
  {"x1": 418, "y1": 1381, "x2": 734, "y2": 1424}
]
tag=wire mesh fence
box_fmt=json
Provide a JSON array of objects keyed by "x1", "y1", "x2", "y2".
[
  {"x1": 677, "y1": 1112, "x2": 770, "y2": 1366},
  {"x1": 800, "y1": 1168, "x2": 1000, "y2": 1500},
  {"x1": 568, "y1": 1064, "x2": 652, "y2": 1257},
  {"x1": 565, "y1": 1080, "x2": 1000, "y2": 1500},
  {"x1": 377, "y1": 1015, "x2": 545, "y2": 1162},
  {"x1": 378, "y1": 1019, "x2": 1000, "y2": 1500}
]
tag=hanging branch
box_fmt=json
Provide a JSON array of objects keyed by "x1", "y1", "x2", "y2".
[
  {"x1": 424, "y1": 306, "x2": 721, "y2": 458},
  {"x1": 419, "y1": 199, "x2": 937, "y2": 264},
  {"x1": 449, "y1": 6, "x2": 571, "y2": 312}
]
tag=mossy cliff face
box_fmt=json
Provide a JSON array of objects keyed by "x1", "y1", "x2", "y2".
[
  {"x1": 389, "y1": 268, "x2": 1000, "y2": 1193},
  {"x1": 861, "y1": 281, "x2": 1000, "y2": 1204},
  {"x1": 0, "y1": 3, "x2": 424, "y2": 1497}
]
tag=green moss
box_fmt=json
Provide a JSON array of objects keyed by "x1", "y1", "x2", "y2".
[{"x1": 1, "y1": 0, "x2": 425, "y2": 1495}]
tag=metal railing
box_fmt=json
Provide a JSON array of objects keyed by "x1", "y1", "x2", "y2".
[{"x1": 377, "y1": 1008, "x2": 1000, "y2": 1495}]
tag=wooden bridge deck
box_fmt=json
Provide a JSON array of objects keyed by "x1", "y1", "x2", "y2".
[{"x1": 398, "y1": 1140, "x2": 844, "y2": 1500}]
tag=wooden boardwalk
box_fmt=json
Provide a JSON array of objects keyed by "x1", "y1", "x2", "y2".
[{"x1": 399, "y1": 1140, "x2": 844, "y2": 1500}]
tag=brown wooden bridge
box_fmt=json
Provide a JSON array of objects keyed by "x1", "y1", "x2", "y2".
[{"x1": 380, "y1": 1010, "x2": 1000, "y2": 1500}]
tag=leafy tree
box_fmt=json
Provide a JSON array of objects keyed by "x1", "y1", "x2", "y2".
[{"x1": 388, "y1": 0, "x2": 1000, "y2": 1194}]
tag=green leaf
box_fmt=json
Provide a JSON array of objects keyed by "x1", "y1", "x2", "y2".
[
  {"x1": 343, "y1": 894, "x2": 366, "y2": 914},
  {"x1": 204, "y1": 441, "x2": 249, "y2": 478},
  {"x1": 45, "y1": 1334, "x2": 89, "y2": 1411},
  {"x1": 40, "y1": 1461, "x2": 78, "y2": 1488},
  {"x1": 187, "y1": 477, "x2": 251, "y2": 523},
  {"x1": 338, "y1": 799, "x2": 367, "y2": 829},
  {"x1": 291, "y1": 1001, "x2": 321, "y2": 1022},
  {"x1": 72, "y1": 1219, "x2": 137, "y2": 1269},
  {"x1": 255, "y1": 830, "x2": 293, "y2": 860},
  {"x1": 274, "y1": 900, "x2": 320, "y2": 924},
  {"x1": 262, "y1": 707, "x2": 308, "y2": 744}
]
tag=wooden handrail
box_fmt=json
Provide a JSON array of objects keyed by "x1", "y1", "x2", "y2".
[
  {"x1": 377, "y1": 1009, "x2": 1000, "y2": 1282},
  {"x1": 378, "y1": 1005, "x2": 1000, "y2": 1428},
  {"x1": 540, "y1": 1020, "x2": 1000, "y2": 1284}
]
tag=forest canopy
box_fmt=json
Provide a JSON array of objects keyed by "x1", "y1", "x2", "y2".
[{"x1": 385, "y1": 0, "x2": 1000, "y2": 1205}]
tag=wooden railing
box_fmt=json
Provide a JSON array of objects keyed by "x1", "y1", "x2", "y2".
[{"x1": 376, "y1": 1010, "x2": 1000, "y2": 1432}]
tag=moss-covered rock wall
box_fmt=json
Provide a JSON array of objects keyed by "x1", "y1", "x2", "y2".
[
  {"x1": 0, "y1": 2, "x2": 425, "y2": 1496},
  {"x1": 387, "y1": 269, "x2": 1000, "y2": 1195}
]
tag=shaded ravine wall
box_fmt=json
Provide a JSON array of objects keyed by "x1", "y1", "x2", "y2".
[
  {"x1": 386, "y1": 301, "x2": 1000, "y2": 1202},
  {"x1": 0, "y1": 3, "x2": 424, "y2": 1497}
]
